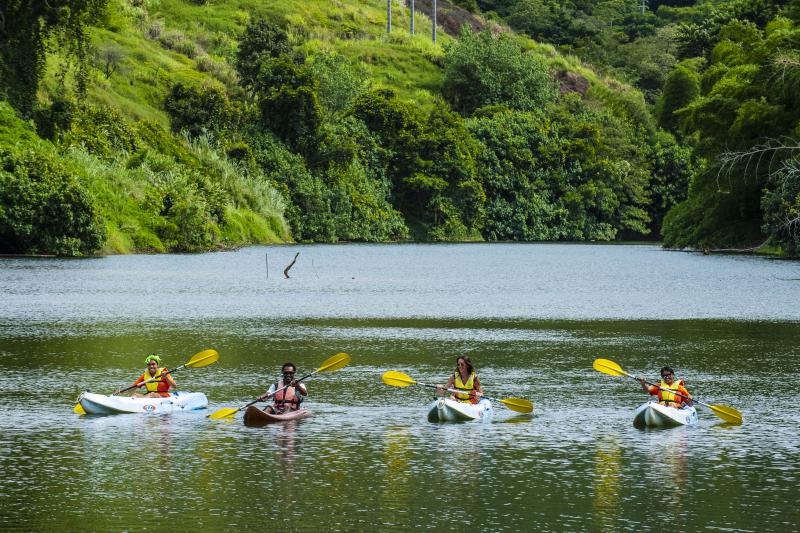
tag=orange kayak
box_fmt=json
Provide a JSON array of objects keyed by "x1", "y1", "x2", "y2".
[{"x1": 243, "y1": 405, "x2": 312, "y2": 427}]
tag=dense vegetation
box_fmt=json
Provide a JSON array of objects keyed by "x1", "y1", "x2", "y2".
[
  {"x1": 478, "y1": 0, "x2": 800, "y2": 254},
  {"x1": 1, "y1": 0, "x2": 798, "y2": 255}
]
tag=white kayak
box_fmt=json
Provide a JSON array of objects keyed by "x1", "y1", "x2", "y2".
[
  {"x1": 78, "y1": 391, "x2": 208, "y2": 415},
  {"x1": 633, "y1": 401, "x2": 698, "y2": 428},
  {"x1": 427, "y1": 397, "x2": 493, "y2": 422}
]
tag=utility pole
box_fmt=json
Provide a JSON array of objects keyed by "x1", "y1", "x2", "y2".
[
  {"x1": 432, "y1": 0, "x2": 437, "y2": 43},
  {"x1": 387, "y1": 0, "x2": 391, "y2": 33},
  {"x1": 641, "y1": 0, "x2": 647, "y2": 14},
  {"x1": 410, "y1": 0, "x2": 415, "y2": 35}
]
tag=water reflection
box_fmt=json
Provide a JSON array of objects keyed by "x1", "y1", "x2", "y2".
[
  {"x1": 1, "y1": 242, "x2": 799, "y2": 531},
  {"x1": 499, "y1": 414, "x2": 535, "y2": 424},
  {"x1": 592, "y1": 437, "x2": 622, "y2": 531},
  {"x1": 382, "y1": 426, "x2": 412, "y2": 529},
  {"x1": 276, "y1": 420, "x2": 300, "y2": 468}
]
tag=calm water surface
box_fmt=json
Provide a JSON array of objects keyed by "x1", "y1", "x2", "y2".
[{"x1": 0, "y1": 244, "x2": 798, "y2": 531}]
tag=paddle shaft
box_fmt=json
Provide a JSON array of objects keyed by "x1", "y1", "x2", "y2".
[
  {"x1": 639, "y1": 378, "x2": 733, "y2": 411},
  {"x1": 259, "y1": 369, "x2": 316, "y2": 402},
  {"x1": 620, "y1": 369, "x2": 705, "y2": 408},
  {"x1": 114, "y1": 364, "x2": 184, "y2": 395},
  {"x1": 238, "y1": 368, "x2": 318, "y2": 412},
  {"x1": 405, "y1": 379, "x2": 489, "y2": 401}
]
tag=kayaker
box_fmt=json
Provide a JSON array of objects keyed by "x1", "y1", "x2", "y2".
[
  {"x1": 637, "y1": 366, "x2": 693, "y2": 408},
  {"x1": 256, "y1": 362, "x2": 307, "y2": 414},
  {"x1": 120, "y1": 354, "x2": 177, "y2": 398},
  {"x1": 436, "y1": 355, "x2": 483, "y2": 403}
]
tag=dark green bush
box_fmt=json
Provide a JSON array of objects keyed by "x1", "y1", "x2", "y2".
[
  {"x1": 442, "y1": 28, "x2": 556, "y2": 115},
  {"x1": 61, "y1": 105, "x2": 139, "y2": 158},
  {"x1": 164, "y1": 81, "x2": 235, "y2": 137},
  {"x1": 0, "y1": 144, "x2": 105, "y2": 256},
  {"x1": 235, "y1": 18, "x2": 292, "y2": 92}
]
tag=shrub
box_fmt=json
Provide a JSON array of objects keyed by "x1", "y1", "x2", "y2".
[
  {"x1": 235, "y1": 18, "x2": 291, "y2": 92},
  {"x1": 0, "y1": 144, "x2": 105, "y2": 256},
  {"x1": 61, "y1": 104, "x2": 139, "y2": 158},
  {"x1": 442, "y1": 27, "x2": 556, "y2": 115},
  {"x1": 164, "y1": 81, "x2": 235, "y2": 137}
]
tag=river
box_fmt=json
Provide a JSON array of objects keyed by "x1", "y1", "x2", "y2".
[{"x1": 0, "y1": 243, "x2": 798, "y2": 531}]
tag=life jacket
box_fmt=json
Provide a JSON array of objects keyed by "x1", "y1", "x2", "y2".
[
  {"x1": 453, "y1": 371, "x2": 477, "y2": 402},
  {"x1": 657, "y1": 379, "x2": 688, "y2": 407},
  {"x1": 273, "y1": 380, "x2": 302, "y2": 412},
  {"x1": 139, "y1": 367, "x2": 171, "y2": 397}
]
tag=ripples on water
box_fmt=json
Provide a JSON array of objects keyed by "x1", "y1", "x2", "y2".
[{"x1": 1, "y1": 244, "x2": 799, "y2": 530}]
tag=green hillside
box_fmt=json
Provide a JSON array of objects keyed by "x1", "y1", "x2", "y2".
[{"x1": 2, "y1": 0, "x2": 696, "y2": 255}]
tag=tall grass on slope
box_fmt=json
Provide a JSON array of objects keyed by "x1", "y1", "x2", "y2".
[{"x1": 65, "y1": 135, "x2": 289, "y2": 254}]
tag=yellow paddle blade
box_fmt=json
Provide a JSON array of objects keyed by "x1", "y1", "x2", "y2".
[
  {"x1": 207, "y1": 407, "x2": 239, "y2": 419},
  {"x1": 186, "y1": 349, "x2": 219, "y2": 368},
  {"x1": 317, "y1": 352, "x2": 350, "y2": 373},
  {"x1": 709, "y1": 404, "x2": 743, "y2": 424},
  {"x1": 74, "y1": 403, "x2": 86, "y2": 415},
  {"x1": 593, "y1": 358, "x2": 631, "y2": 378},
  {"x1": 499, "y1": 397, "x2": 533, "y2": 413},
  {"x1": 382, "y1": 371, "x2": 416, "y2": 387}
]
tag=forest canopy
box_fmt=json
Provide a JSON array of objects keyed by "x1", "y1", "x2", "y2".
[{"x1": 0, "y1": 0, "x2": 798, "y2": 255}]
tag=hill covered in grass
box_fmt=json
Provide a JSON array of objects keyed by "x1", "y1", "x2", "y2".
[{"x1": 1, "y1": 0, "x2": 692, "y2": 255}]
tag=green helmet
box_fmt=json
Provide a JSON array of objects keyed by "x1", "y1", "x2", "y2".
[{"x1": 144, "y1": 353, "x2": 161, "y2": 366}]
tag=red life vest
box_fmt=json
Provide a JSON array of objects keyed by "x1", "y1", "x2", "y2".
[{"x1": 273, "y1": 381, "x2": 302, "y2": 412}]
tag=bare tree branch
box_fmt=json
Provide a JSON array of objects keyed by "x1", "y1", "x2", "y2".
[{"x1": 284, "y1": 252, "x2": 299, "y2": 279}]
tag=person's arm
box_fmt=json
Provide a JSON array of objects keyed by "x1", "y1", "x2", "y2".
[
  {"x1": 637, "y1": 377, "x2": 655, "y2": 394},
  {"x1": 473, "y1": 376, "x2": 483, "y2": 396},
  {"x1": 294, "y1": 382, "x2": 308, "y2": 396},
  {"x1": 435, "y1": 376, "x2": 454, "y2": 397},
  {"x1": 165, "y1": 372, "x2": 177, "y2": 390},
  {"x1": 678, "y1": 384, "x2": 693, "y2": 405},
  {"x1": 257, "y1": 383, "x2": 277, "y2": 402},
  {"x1": 115, "y1": 374, "x2": 143, "y2": 395}
]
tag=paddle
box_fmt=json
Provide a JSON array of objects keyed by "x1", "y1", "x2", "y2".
[
  {"x1": 592, "y1": 358, "x2": 743, "y2": 424},
  {"x1": 73, "y1": 349, "x2": 220, "y2": 415},
  {"x1": 382, "y1": 370, "x2": 534, "y2": 414},
  {"x1": 207, "y1": 352, "x2": 351, "y2": 419}
]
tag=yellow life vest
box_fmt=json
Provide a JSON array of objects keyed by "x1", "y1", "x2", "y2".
[
  {"x1": 143, "y1": 367, "x2": 165, "y2": 392},
  {"x1": 658, "y1": 379, "x2": 685, "y2": 405},
  {"x1": 454, "y1": 371, "x2": 476, "y2": 402}
]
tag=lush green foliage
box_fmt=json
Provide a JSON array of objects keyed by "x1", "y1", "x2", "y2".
[
  {"x1": 657, "y1": 63, "x2": 700, "y2": 134},
  {"x1": 165, "y1": 81, "x2": 238, "y2": 137},
  {"x1": 0, "y1": 103, "x2": 104, "y2": 255},
  {"x1": 0, "y1": 0, "x2": 108, "y2": 114},
  {"x1": 468, "y1": 97, "x2": 653, "y2": 241},
  {"x1": 442, "y1": 28, "x2": 556, "y2": 114},
  {"x1": 235, "y1": 18, "x2": 291, "y2": 92},
  {"x1": 761, "y1": 153, "x2": 800, "y2": 254},
  {"x1": 353, "y1": 89, "x2": 485, "y2": 240},
  {"x1": 662, "y1": 12, "x2": 800, "y2": 251},
  {"x1": 2, "y1": 0, "x2": 744, "y2": 254}
]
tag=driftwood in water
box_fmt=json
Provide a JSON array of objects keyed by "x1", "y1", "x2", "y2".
[
  {"x1": 703, "y1": 238, "x2": 770, "y2": 255},
  {"x1": 284, "y1": 252, "x2": 299, "y2": 278}
]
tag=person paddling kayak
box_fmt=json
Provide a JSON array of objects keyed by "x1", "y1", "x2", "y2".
[
  {"x1": 436, "y1": 355, "x2": 483, "y2": 403},
  {"x1": 117, "y1": 354, "x2": 177, "y2": 398},
  {"x1": 637, "y1": 366, "x2": 693, "y2": 408},
  {"x1": 256, "y1": 362, "x2": 308, "y2": 414}
]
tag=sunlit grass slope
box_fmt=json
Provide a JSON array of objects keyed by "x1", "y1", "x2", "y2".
[{"x1": 44, "y1": 0, "x2": 651, "y2": 133}]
